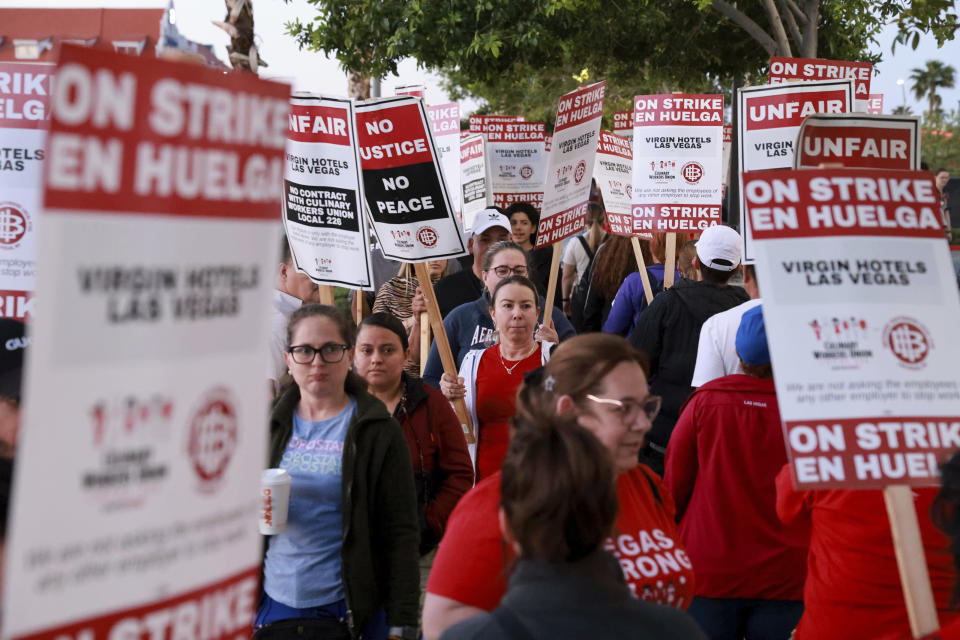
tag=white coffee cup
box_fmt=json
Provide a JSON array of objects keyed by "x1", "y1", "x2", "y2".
[{"x1": 259, "y1": 468, "x2": 291, "y2": 535}]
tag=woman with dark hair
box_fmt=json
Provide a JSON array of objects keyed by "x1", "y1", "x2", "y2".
[
  {"x1": 439, "y1": 414, "x2": 705, "y2": 640},
  {"x1": 423, "y1": 333, "x2": 695, "y2": 640},
  {"x1": 577, "y1": 235, "x2": 642, "y2": 332},
  {"x1": 665, "y1": 306, "x2": 808, "y2": 638},
  {"x1": 439, "y1": 276, "x2": 554, "y2": 479},
  {"x1": 354, "y1": 312, "x2": 474, "y2": 557},
  {"x1": 603, "y1": 232, "x2": 684, "y2": 337},
  {"x1": 257, "y1": 304, "x2": 419, "y2": 640},
  {"x1": 561, "y1": 201, "x2": 605, "y2": 316},
  {"x1": 504, "y1": 202, "x2": 554, "y2": 298}
]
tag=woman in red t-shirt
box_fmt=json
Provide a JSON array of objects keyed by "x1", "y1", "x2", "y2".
[
  {"x1": 440, "y1": 275, "x2": 553, "y2": 480},
  {"x1": 423, "y1": 334, "x2": 695, "y2": 640}
]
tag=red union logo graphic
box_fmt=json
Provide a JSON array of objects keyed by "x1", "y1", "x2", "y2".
[
  {"x1": 186, "y1": 387, "x2": 239, "y2": 492},
  {"x1": 574, "y1": 160, "x2": 587, "y2": 184},
  {"x1": 884, "y1": 317, "x2": 931, "y2": 369},
  {"x1": 0, "y1": 202, "x2": 30, "y2": 249},
  {"x1": 417, "y1": 226, "x2": 439, "y2": 248},
  {"x1": 520, "y1": 165, "x2": 534, "y2": 180},
  {"x1": 681, "y1": 162, "x2": 704, "y2": 184}
]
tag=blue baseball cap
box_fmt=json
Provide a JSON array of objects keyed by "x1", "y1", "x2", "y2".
[{"x1": 735, "y1": 305, "x2": 770, "y2": 366}]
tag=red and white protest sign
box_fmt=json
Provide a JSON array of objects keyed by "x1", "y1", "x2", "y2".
[
  {"x1": 487, "y1": 121, "x2": 546, "y2": 211},
  {"x1": 593, "y1": 131, "x2": 634, "y2": 235},
  {"x1": 631, "y1": 94, "x2": 724, "y2": 233},
  {"x1": 356, "y1": 96, "x2": 467, "y2": 261},
  {"x1": 428, "y1": 102, "x2": 462, "y2": 222},
  {"x1": 3, "y1": 45, "x2": 286, "y2": 639},
  {"x1": 535, "y1": 81, "x2": 605, "y2": 247},
  {"x1": 0, "y1": 61, "x2": 51, "y2": 320},
  {"x1": 867, "y1": 94, "x2": 884, "y2": 115},
  {"x1": 284, "y1": 95, "x2": 372, "y2": 289},
  {"x1": 613, "y1": 109, "x2": 633, "y2": 142},
  {"x1": 467, "y1": 114, "x2": 524, "y2": 134},
  {"x1": 794, "y1": 113, "x2": 921, "y2": 171},
  {"x1": 722, "y1": 124, "x2": 732, "y2": 186},
  {"x1": 459, "y1": 133, "x2": 488, "y2": 232},
  {"x1": 769, "y1": 56, "x2": 873, "y2": 110},
  {"x1": 544, "y1": 135, "x2": 552, "y2": 153},
  {"x1": 743, "y1": 168, "x2": 960, "y2": 489},
  {"x1": 395, "y1": 84, "x2": 425, "y2": 99},
  {"x1": 738, "y1": 79, "x2": 854, "y2": 262}
]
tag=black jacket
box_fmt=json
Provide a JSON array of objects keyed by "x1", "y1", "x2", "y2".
[
  {"x1": 268, "y1": 374, "x2": 420, "y2": 636},
  {"x1": 629, "y1": 279, "x2": 749, "y2": 449},
  {"x1": 439, "y1": 550, "x2": 706, "y2": 640},
  {"x1": 434, "y1": 269, "x2": 483, "y2": 317}
]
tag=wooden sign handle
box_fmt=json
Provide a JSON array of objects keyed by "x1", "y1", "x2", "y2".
[
  {"x1": 884, "y1": 484, "x2": 940, "y2": 638},
  {"x1": 354, "y1": 289, "x2": 364, "y2": 325},
  {"x1": 663, "y1": 232, "x2": 677, "y2": 289},
  {"x1": 631, "y1": 237, "x2": 654, "y2": 304},
  {"x1": 419, "y1": 311, "x2": 430, "y2": 377},
  {"x1": 413, "y1": 262, "x2": 475, "y2": 444},
  {"x1": 541, "y1": 243, "x2": 563, "y2": 330},
  {"x1": 318, "y1": 285, "x2": 335, "y2": 306}
]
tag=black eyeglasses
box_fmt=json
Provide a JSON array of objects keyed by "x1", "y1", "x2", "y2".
[
  {"x1": 584, "y1": 394, "x2": 662, "y2": 425},
  {"x1": 288, "y1": 343, "x2": 349, "y2": 364},
  {"x1": 488, "y1": 265, "x2": 528, "y2": 277}
]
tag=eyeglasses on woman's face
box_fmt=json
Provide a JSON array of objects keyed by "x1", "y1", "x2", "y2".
[
  {"x1": 288, "y1": 343, "x2": 349, "y2": 364},
  {"x1": 584, "y1": 394, "x2": 662, "y2": 426},
  {"x1": 487, "y1": 265, "x2": 528, "y2": 278}
]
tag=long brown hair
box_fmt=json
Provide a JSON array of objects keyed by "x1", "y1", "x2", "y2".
[
  {"x1": 649, "y1": 232, "x2": 684, "y2": 264},
  {"x1": 585, "y1": 202, "x2": 605, "y2": 251},
  {"x1": 592, "y1": 235, "x2": 650, "y2": 300}
]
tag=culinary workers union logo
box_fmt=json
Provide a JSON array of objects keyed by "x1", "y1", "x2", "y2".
[
  {"x1": 574, "y1": 160, "x2": 587, "y2": 184},
  {"x1": 681, "y1": 162, "x2": 704, "y2": 184},
  {"x1": 417, "y1": 226, "x2": 439, "y2": 248},
  {"x1": 883, "y1": 317, "x2": 931, "y2": 369},
  {"x1": 520, "y1": 165, "x2": 534, "y2": 180},
  {"x1": 187, "y1": 387, "x2": 239, "y2": 492},
  {"x1": 0, "y1": 202, "x2": 30, "y2": 249}
]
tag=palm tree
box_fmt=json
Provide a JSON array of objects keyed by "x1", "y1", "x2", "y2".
[
  {"x1": 891, "y1": 105, "x2": 913, "y2": 115},
  {"x1": 910, "y1": 60, "x2": 956, "y2": 117}
]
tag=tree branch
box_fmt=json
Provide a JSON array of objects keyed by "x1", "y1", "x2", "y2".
[
  {"x1": 783, "y1": 0, "x2": 808, "y2": 26},
  {"x1": 761, "y1": 0, "x2": 793, "y2": 56},
  {"x1": 709, "y1": 0, "x2": 779, "y2": 56},
  {"x1": 778, "y1": 0, "x2": 804, "y2": 53},
  {"x1": 801, "y1": 0, "x2": 819, "y2": 57}
]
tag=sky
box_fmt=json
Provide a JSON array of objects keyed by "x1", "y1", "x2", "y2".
[{"x1": 2, "y1": 0, "x2": 958, "y2": 117}]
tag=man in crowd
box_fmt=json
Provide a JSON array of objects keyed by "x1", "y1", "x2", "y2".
[
  {"x1": 629, "y1": 225, "x2": 750, "y2": 475},
  {"x1": 268, "y1": 236, "x2": 319, "y2": 395},
  {"x1": 691, "y1": 264, "x2": 762, "y2": 386},
  {"x1": 433, "y1": 208, "x2": 511, "y2": 317}
]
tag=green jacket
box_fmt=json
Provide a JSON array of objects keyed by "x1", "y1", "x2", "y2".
[{"x1": 268, "y1": 373, "x2": 420, "y2": 636}]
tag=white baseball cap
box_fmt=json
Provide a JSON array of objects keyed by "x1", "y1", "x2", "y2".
[
  {"x1": 696, "y1": 225, "x2": 742, "y2": 271},
  {"x1": 471, "y1": 208, "x2": 511, "y2": 237}
]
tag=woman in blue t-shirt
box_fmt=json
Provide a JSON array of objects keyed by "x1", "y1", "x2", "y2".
[{"x1": 257, "y1": 304, "x2": 420, "y2": 640}]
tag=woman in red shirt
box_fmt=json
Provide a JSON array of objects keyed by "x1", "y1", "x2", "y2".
[
  {"x1": 440, "y1": 275, "x2": 553, "y2": 480},
  {"x1": 423, "y1": 333, "x2": 695, "y2": 640}
]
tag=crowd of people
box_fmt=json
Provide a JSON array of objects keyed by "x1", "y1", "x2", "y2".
[{"x1": 250, "y1": 191, "x2": 960, "y2": 640}]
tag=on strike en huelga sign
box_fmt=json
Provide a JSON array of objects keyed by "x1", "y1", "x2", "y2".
[
  {"x1": 355, "y1": 96, "x2": 467, "y2": 261},
  {"x1": 613, "y1": 110, "x2": 633, "y2": 143},
  {"x1": 487, "y1": 121, "x2": 546, "y2": 211},
  {"x1": 284, "y1": 95, "x2": 372, "y2": 289},
  {"x1": 468, "y1": 114, "x2": 524, "y2": 134},
  {"x1": 867, "y1": 94, "x2": 884, "y2": 115},
  {"x1": 0, "y1": 61, "x2": 51, "y2": 321},
  {"x1": 593, "y1": 130, "x2": 634, "y2": 235},
  {"x1": 631, "y1": 94, "x2": 724, "y2": 233},
  {"x1": 2, "y1": 45, "x2": 288, "y2": 639},
  {"x1": 427, "y1": 103, "x2": 462, "y2": 222},
  {"x1": 459, "y1": 133, "x2": 488, "y2": 232},
  {"x1": 743, "y1": 168, "x2": 960, "y2": 489},
  {"x1": 769, "y1": 56, "x2": 873, "y2": 110},
  {"x1": 722, "y1": 124, "x2": 732, "y2": 186},
  {"x1": 794, "y1": 113, "x2": 921, "y2": 171},
  {"x1": 535, "y1": 81, "x2": 606, "y2": 247},
  {"x1": 738, "y1": 79, "x2": 854, "y2": 263}
]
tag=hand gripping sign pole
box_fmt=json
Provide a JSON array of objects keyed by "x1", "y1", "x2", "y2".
[
  {"x1": 535, "y1": 82, "x2": 607, "y2": 327},
  {"x1": 354, "y1": 95, "x2": 473, "y2": 443},
  {"x1": 743, "y1": 168, "x2": 960, "y2": 638}
]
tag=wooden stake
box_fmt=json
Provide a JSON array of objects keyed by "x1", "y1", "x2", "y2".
[
  {"x1": 419, "y1": 312, "x2": 430, "y2": 377},
  {"x1": 318, "y1": 285, "x2": 335, "y2": 306},
  {"x1": 663, "y1": 232, "x2": 677, "y2": 289},
  {"x1": 353, "y1": 289, "x2": 364, "y2": 325},
  {"x1": 413, "y1": 262, "x2": 475, "y2": 444},
  {"x1": 884, "y1": 484, "x2": 940, "y2": 638},
  {"x1": 631, "y1": 237, "x2": 654, "y2": 304},
  {"x1": 541, "y1": 243, "x2": 563, "y2": 330}
]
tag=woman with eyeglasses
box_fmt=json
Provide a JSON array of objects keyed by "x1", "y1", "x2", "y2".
[
  {"x1": 423, "y1": 333, "x2": 695, "y2": 640},
  {"x1": 439, "y1": 276, "x2": 554, "y2": 479},
  {"x1": 422, "y1": 241, "x2": 573, "y2": 390},
  {"x1": 257, "y1": 304, "x2": 420, "y2": 640}
]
